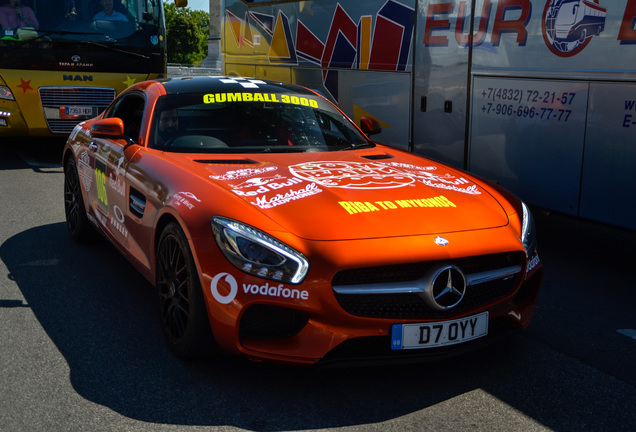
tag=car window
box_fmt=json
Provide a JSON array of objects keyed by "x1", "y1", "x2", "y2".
[
  {"x1": 149, "y1": 92, "x2": 373, "y2": 153},
  {"x1": 104, "y1": 93, "x2": 145, "y2": 141}
]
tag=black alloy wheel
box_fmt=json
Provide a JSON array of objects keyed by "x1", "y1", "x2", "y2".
[
  {"x1": 64, "y1": 157, "x2": 94, "y2": 242},
  {"x1": 156, "y1": 222, "x2": 217, "y2": 358}
]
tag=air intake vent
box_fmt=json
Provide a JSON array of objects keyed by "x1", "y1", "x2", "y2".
[
  {"x1": 361, "y1": 153, "x2": 394, "y2": 160},
  {"x1": 194, "y1": 159, "x2": 258, "y2": 165}
]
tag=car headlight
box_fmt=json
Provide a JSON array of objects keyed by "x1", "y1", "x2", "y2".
[
  {"x1": 521, "y1": 202, "x2": 537, "y2": 257},
  {"x1": 212, "y1": 217, "x2": 309, "y2": 284},
  {"x1": 0, "y1": 86, "x2": 15, "y2": 101}
]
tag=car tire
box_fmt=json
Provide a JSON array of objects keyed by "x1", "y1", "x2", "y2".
[
  {"x1": 156, "y1": 222, "x2": 218, "y2": 358},
  {"x1": 64, "y1": 157, "x2": 95, "y2": 243}
]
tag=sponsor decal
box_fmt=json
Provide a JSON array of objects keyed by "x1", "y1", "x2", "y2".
[
  {"x1": 179, "y1": 191, "x2": 201, "y2": 202},
  {"x1": 204, "y1": 92, "x2": 319, "y2": 107},
  {"x1": 109, "y1": 205, "x2": 128, "y2": 238},
  {"x1": 210, "y1": 273, "x2": 309, "y2": 304},
  {"x1": 216, "y1": 161, "x2": 479, "y2": 210},
  {"x1": 232, "y1": 176, "x2": 304, "y2": 197},
  {"x1": 289, "y1": 161, "x2": 415, "y2": 189},
  {"x1": 526, "y1": 253, "x2": 541, "y2": 273},
  {"x1": 95, "y1": 159, "x2": 109, "y2": 217},
  {"x1": 242, "y1": 282, "x2": 309, "y2": 300},
  {"x1": 289, "y1": 161, "x2": 481, "y2": 194},
  {"x1": 210, "y1": 165, "x2": 278, "y2": 181},
  {"x1": 251, "y1": 183, "x2": 322, "y2": 209},
  {"x1": 211, "y1": 273, "x2": 239, "y2": 304},
  {"x1": 172, "y1": 191, "x2": 201, "y2": 210},
  {"x1": 338, "y1": 195, "x2": 457, "y2": 215},
  {"x1": 78, "y1": 150, "x2": 92, "y2": 192},
  {"x1": 173, "y1": 193, "x2": 195, "y2": 209},
  {"x1": 108, "y1": 171, "x2": 125, "y2": 197},
  {"x1": 233, "y1": 174, "x2": 288, "y2": 189}
]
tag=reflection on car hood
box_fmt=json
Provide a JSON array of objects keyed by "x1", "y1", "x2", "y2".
[{"x1": 167, "y1": 149, "x2": 509, "y2": 241}]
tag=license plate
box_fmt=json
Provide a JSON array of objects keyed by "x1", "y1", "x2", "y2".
[
  {"x1": 391, "y1": 312, "x2": 488, "y2": 350},
  {"x1": 64, "y1": 106, "x2": 94, "y2": 117}
]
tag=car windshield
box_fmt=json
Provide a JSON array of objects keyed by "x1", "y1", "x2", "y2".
[{"x1": 151, "y1": 92, "x2": 374, "y2": 153}]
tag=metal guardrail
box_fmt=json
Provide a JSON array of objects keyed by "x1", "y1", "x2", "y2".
[{"x1": 167, "y1": 64, "x2": 221, "y2": 77}]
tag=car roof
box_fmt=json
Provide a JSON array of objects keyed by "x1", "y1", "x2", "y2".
[{"x1": 154, "y1": 76, "x2": 314, "y2": 96}]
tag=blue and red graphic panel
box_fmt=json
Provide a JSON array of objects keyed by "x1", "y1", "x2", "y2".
[{"x1": 226, "y1": 1, "x2": 415, "y2": 98}]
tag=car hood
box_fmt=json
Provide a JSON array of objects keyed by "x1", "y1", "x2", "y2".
[{"x1": 168, "y1": 149, "x2": 509, "y2": 241}]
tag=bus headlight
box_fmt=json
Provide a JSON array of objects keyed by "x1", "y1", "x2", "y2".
[{"x1": 0, "y1": 86, "x2": 15, "y2": 101}]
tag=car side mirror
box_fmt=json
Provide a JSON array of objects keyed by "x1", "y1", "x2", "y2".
[
  {"x1": 360, "y1": 116, "x2": 382, "y2": 136},
  {"x1": 91, "y1": 118, "x2": 125, "y2": 138}
]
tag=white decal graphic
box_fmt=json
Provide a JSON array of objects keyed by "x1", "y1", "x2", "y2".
[
  {"x1": 219, "y1": 77, "x2": 267, "y2": 89},
  {"x1": 242, "y1": 282, "x2": 309, "y2": 300},
  {"x1": 109, "y1": 205, "x2": 128, "y2": 238},
  {"x1": 178, "y1": 191, "x2": 201, "y2": 202},
  {"x1": 388, "y1": 162, "x2": 438, "y2": 172},
  {"x1": 289, "y1": 161, "x2": 414, "y2": 189},
  {"x1": 78, "y1": 150, "x2": 92, "y2": 192},
  {"x1": 116, "y1": 156, "x2": 125, "y2": 177},
  {"x1": 526, "y1": 253, "x2": 541, "y2": 273},
  {"x1": 211, "y1": 273, "x2": 238, "y2": 304},
  {"x1": 232, "y1": 176, "x2": 305, "y2": 197},
  {"x1": 211, "y1": 165, "x2": 278, "y2": 181},
  {"x1": 173, "y1": 193, "x2": 195, "y2": 209},
  {"x1": 109, "y1": 172, "x2": 125, "y2": 197},
  {"x1": 233, "y1": 175, "x2": 287, "y2": 189},
  {"x1": 251, "y1": 183, "x2": 322, "y2": 209},
  {"x1": 289, "y1": 161, "x2": 481, "y2": 194}
]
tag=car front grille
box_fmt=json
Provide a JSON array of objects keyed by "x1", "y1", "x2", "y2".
[
  {"x1": 332, "y1": 252, "x2": 525, "y2": 319},
  {"x1": 39, "y1": 87, "x2": 116, "y2": 134}
]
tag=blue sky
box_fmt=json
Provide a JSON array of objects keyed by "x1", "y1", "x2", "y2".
[{"x1": 183, "y1": 0, "x2": 209, "y2": 13}]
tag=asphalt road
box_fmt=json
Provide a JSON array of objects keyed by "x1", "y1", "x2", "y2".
[{"x1": 0, "y1": 140, "x2": 635, "y2": 432}]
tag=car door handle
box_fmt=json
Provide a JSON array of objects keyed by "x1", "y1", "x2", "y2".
[{"x1": 89, "y1": 142, "x2": 98, "y2": 152}]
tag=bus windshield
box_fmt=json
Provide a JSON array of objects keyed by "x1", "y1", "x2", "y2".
[
  {"x1": 0, "y1": 0, "x2": 162, "y2": 48},
  {"x1": 0, "y1": 0, "x2": 167, "y2": 137}
]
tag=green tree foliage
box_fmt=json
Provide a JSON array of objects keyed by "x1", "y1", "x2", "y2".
[{"x1": 164, "y1": 2, "x2": 209, "y2": 65}]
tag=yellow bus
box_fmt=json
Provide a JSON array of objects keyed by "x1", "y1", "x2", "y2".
[{"x1": 1, "y1": 0, "x2": 178, "y2": 137}]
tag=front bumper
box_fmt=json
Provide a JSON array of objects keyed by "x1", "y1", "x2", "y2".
[{"x1": 196, "y1": 226, "x2": 543, "y2": 366}]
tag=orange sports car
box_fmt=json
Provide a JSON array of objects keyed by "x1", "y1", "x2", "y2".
[{"x1": 63, "y1": 76, "x2": 542, "y2": 366}]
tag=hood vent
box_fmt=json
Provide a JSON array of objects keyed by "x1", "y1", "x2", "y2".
[
  {"x1": 361, "y1": 153, "x2": 394, "y2": 161},
  {"x1": 195, "y1": 158, "x2": 258, "y2": 165}
]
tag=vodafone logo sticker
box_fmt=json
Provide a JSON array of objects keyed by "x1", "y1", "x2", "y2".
[
  {"x1": 210, "y1": 273, "x2": 238, "y2": 304},
  {"x1": 210, "y1": 273, "x2": 310, "y2": 304}
]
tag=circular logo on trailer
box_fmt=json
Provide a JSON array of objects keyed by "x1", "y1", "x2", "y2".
[
  {"x1": 542, "y1": 0, "x2": 606, "y2": 57},
  {"x1": 210, "y1": 272, "x2": 238, "y2": 304},
  {"x1": 420, "y1": 265, "x2": 467, "y2": 311}
]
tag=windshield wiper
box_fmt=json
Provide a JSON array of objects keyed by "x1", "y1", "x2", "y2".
[
  {"x1": 336, "y1": 142, "x2": 376, "y2": 151},
  {"x1": 4, "y1": 29, "x2": 149, "y2": 60},
  {"x1": 80, "y1": 40, "x2": 149, "y2": 60}
]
